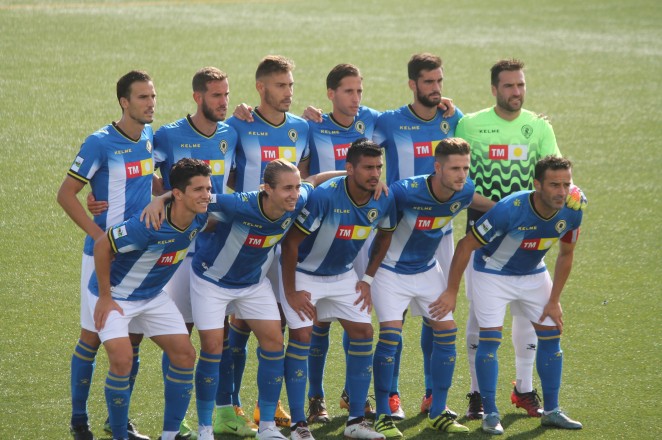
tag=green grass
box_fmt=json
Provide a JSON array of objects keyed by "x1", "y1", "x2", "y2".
[{"x1": 0, "y1": 0, "x2": 660, "y2": 438}]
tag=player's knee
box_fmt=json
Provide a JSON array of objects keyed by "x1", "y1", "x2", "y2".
[
  {"x1": 169, "y1": 343, "x2": 197, "y2": 369},
  {"x1": 128, "y1": 333, "x2": 144, "y2": 345},
  {"x1": 79, "y1": 329, "x2": 101, "y2": 348},
  {"x1": 108, "y1": 352, "x2": 134, "y2": 376},
  {"x1": 288, "y1": 326, "x2": 312, "y2": 344}
]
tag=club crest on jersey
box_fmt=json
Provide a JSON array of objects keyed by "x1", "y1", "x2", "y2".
[
  {"x1": 189, "y1": 228, "x2": 199, "y2": 241},
  {"x1": 440, "y1": 120, "x2": 450, "y2": 134},
  {"x1": 219, "y1": 140, "x2": 228, "y2": 155},
  {"x1": 555, "y1": 219, "x2": 567, "y2": 234},
  {"x1": 281, "y1": 217, "x2": 292, "y2": 230},
  {"x1": 521, "y1": 125, "x2": 533, "y2": 139},
  {"x1": 367, "y1": 209, "x2": 378, "y2": 223},
  {"x1": 450, "y1": 201, "x2": 462, "y2": 213},
  {"x1": 288, "y1": 129, "x2": 298, "y2": 142},
  {"x1": 145, "y1": 140, "x2": 152, "y2": 153},
  {"x1": 355, "y1": 120, "x2": 366, "y2": 134}
]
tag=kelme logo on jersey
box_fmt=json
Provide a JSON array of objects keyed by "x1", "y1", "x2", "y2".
[
  {"x1": 335, "y1": 225, "x2": 372, "y2": 240},
  {"x1": 520, "y1": 237, "x2": 558, "y2": 250},
  {"x1": 204, "y1": 159, "x2": 225, "y2": 175},
  {"x1": 415, "y1": 215, "x2": 451, "y2": 230},
  {"x1": 413, "y1": 141, "x2": 441, "y2": 158},
  {"x1": 245, "y1": 233, "x2": 283, "y2": 248},
  {"x1": 125, "y1": 159, "x2": 153, "y2": 178},
  {"x1": 489, "y1": 145, "x2": 528, "y2": 161},
  {"x1": 261, "y1": 146, "x2": 296, "y2": 163},
  {"x1": 71, "y1": 155, "x2": 84, "y2": 172},
  {"x1": 157, "y1": 249, "x2": 188, "y2": 266},
  {"x1": 334, "y1": 143, "x2": 350, "y2": 160},
  {"x1": 355, "y1": 120, "x2": 366, "y2": 134}
]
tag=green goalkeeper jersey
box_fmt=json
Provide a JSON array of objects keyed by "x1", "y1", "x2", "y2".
[{"x1": 456, "y1": 107, "x2": 560, "y2": 201}]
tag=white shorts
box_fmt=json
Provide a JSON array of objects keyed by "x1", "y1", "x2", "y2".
[
  {"x1": 280, "y1": 270, "x2": 372, "y2": 330},
  {"x1": 471, "y1": 270, "x2": 555, "y2": 328},
  {"x1": 191, "y1": 274, "x2": 281, "y2": 331},
  {"x1": 80, "y1": 254, "x2": 96, "y2": 332},
  {"x1": 353, "y1": 229, "x2": 376, "y2": 278},
  {"x1": 87, "y1": 290, "x2": 188, "y2": 342},
  {"x1": 434, "y1": 228, "x2": 455, "y2": 277},
  {"x1": 372, "y1": 263, "x2": 453, "y2": 323},
  {"x1": 266, "y1": 245, "x2": 281, "y2": 303},
  {"x1": 163, "y1": 255, "x2": 193, "y2": 323}
]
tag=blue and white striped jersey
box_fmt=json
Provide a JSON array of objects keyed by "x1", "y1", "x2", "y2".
[
  {"x1": 381, "y1": 175, "x2": 475, "y2": 274},
  {"x1": 294, "y1": 177, "x2": 397, "y2": 276},
  {"x1": 227, "y1": 110, "x2": 309, "y2": 191},
  {"x1": 472, "y1": 191, "x2": 582, "y2": 276},
  {"x1": 88, "y1": 204, "x2": 209, "y2": 301},
  {"x1": 192, "y1": 183, "x2": 314, "y2": 288},
  {"x1": 67, "y1": 122, "x2": 154, "y2": 256},
  {"x1": 373, "y1": 105, "x2": 463, "y2": 185},
  {"x1": 307, "y1": 106, "x2": 380, "y2": 174},
  {"x1": 153, "y1": 115, "x2": 237, "y2": 193}
]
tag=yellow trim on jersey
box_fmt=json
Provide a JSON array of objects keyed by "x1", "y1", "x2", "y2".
[
  {"x1": 107, "y1": 228, "x2": 119, "y2": 254},
  {"x1": 67, "y1": 170, "x2": 89, "y2": 184},
  {"x1": 471, "y1": 224, "x2": 489, "y2": 246}
]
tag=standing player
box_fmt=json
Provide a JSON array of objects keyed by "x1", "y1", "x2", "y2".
[
  {"x1": 372, "y1": 53, "x2": 463, "y2": 419},
  {"x1": 455, "y1": 58, "x2": 561, "y2": 419},
  {"x1": 217, "y1": 55, "x2": 310, "y2": 430},
  {"x1": 367, "y1": 138, "x2": 494, "y2": 438},
  {"x1": 432, "y1": 155, "x2": 584, "y2": 434},
  {"x1": 280, "y1": 139, "x2": 396, "y2": 440},
  {"x1": 57, "y1": 70, "x2": 155, "y2": 440},
  {"x1": 92, "y1": 158, "x2": 213, "y2": 440}
]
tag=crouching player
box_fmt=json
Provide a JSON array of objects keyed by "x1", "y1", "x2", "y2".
[
  {"x1": 432, "y1": 155, "x2": 585, "y2": 435},
  {"x1": 366, "y1": 138, "x2": 493, "y2": 438},
  {"x1": 91, "y1": 158, "x2": 215, "y2": 440}
]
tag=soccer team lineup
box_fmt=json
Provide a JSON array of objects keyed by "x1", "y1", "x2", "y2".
[{"x1": 58, "y1": 53, "x2": 588, "y2": 440}]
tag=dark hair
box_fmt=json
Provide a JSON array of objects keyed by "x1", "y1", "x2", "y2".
[
  {"x1": 116, "y1": 70, "x2": 152, "y2": 104},
  {"x1": 263, "y1": 158, "x2": 299, "y2": 188},
  {"x1": 434, "y1": 137, "x2": 470, "y2": 161},
  {"x1": 491, "y1": 58, "x2": 525, "y2": 87},
  {"x1": 534, "y1": 155, "x2": 572, "y2": 182},
  {"x1": 346, "y1": 138, "x2": 382, "y2": 166},
  {"x1": 255, "y1": 55, "x2": 294, "y2": 81},
  {"x1": 326, "y1": 63, "x2": 362, "y2": 90},
  {"x1": 192, "y1": 67, "x2": 228, "y2": 93},
  {"x1": 408, "y1": 53, "x2": 442, "y2": 80},
  {"x1": 170, "y1": 158, "x2": 212, "y2": 192}
]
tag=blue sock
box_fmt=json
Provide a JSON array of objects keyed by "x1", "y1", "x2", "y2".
[
  {"x1": 476, "y1": 330, "x2": 502, "y2": 415},
  {"x1": 536, "y1": 329, "x2": 563, "y2": 411},
  {"x1": 342, "y1": 330, "x2": 350, "y2": 392},
  {"x1": 285, "y1": 341, "x2": 310, "y2": 424},
  {"x1": 105, "y1": 371, "x2": 130, "y2": 439},
  {"x1": 71, "y1": 339, "x2": 98, "y2": 426},
  {"x1": 229, "y1": 323, "x2": 251, "y2": 407},
  {"x1": 429, "y1": 328, "x2": 457, "y2": 418},
  {"x1": 164, "y1": 365, "x2": 194, "y2": 432},
  {"x1": 257, "y1": 347, "x2": 285, "y2": 424},
  {"x1": 129, "y1": 344, "x2": 140, "y2": 394},
  {"x1": 373, "y1": 328, "x2": 401, "y2": 418},
  {"x1": 347, "y1": 337, "x2": 374, "y2": 418},
  {"x1": 307, "y1": 325, "x2": 329, "y2": 398},
  {"x1": 420, "y1": 319, "x2": 434, "y2": 396},
  {"x1": 389, "y1": 336, "x2": 402, "y2": 397},
  {"x1": 196, "y1": 351, "x2": 222, "y2": 426},
  {"x1": 216, "y1": 334, "x2": 233, "y2": 406},
  {"x1": 161, "y1": 352, "x2": 170, "y2": 383}
]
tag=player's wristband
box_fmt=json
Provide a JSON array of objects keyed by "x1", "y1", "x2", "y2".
[{"x1": 361, "y1": 274, "x2": 374, "y2": 286}]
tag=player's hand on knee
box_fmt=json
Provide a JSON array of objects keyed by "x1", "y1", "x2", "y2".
[
  {"x1": 86, "y1": 192, "x2": 108, "y2": 216},
  {"x1": 233, "y1": 103, "x2": 254, "y2": 122},
  {"x1": 94, "y1": 296, "x2": 124, "y2": 332},
  {"x1": 566, "y1": 185, "x2": 587, "y2": 211},
  {"x1": 539, "y1": 301, "x2": 563, "y2": 333},
  {"x1": 429, "y1": 290, "x2": 456, "y2": 320},
  {"x1": 354, "y1": 282, "x2": 373, "y2": 313},
  {"x1": 286, "y1": 290, "x2": 315, "y2": 321}
]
